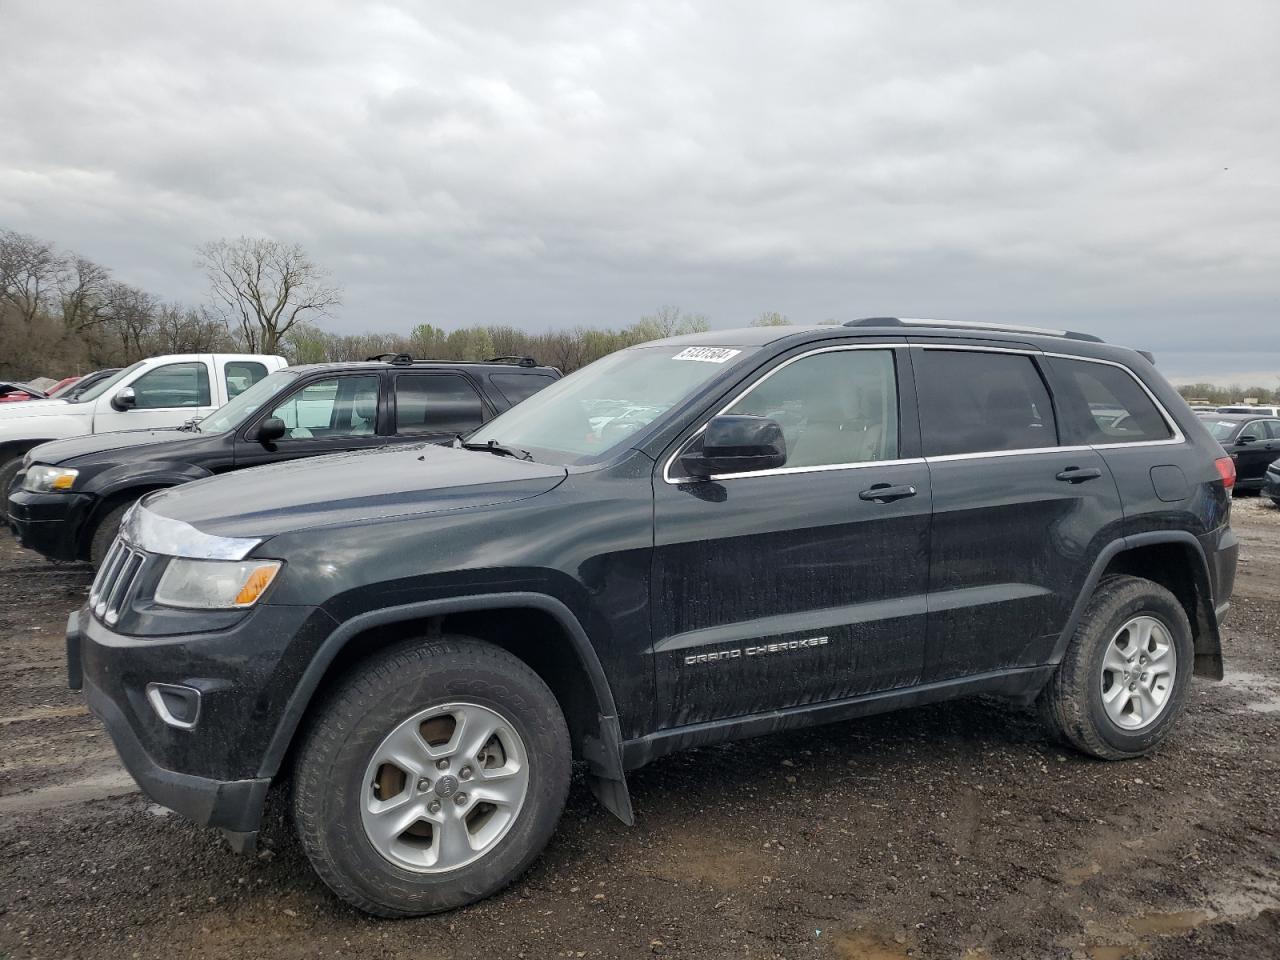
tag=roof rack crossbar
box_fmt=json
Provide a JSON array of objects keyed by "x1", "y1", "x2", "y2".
[{"x1": 843, "y1": 317, "x2": 1103, "y2": 343}]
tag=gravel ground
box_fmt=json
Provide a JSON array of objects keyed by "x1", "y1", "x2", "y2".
[{"x1": 1, "y1": 498, "x2": 1278, "y2": 960}]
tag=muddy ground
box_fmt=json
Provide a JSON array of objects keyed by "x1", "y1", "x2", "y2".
[{"x1": 1, "y1": 500, "x2": 1278, "y2": 960}]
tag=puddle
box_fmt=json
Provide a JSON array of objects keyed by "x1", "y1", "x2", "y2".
[
  {"x1": 1129, "y1": 910, "x2": 1212, "y2": 936},
  {"x1": 1086, "y1": 947, "x2": 1138, "y2": 960},
  {"x1": 832, "y1": 929, "x2": 911, "y2": 960},
  {"x1": 1218, "y1": 671, "x2": 1280, "y2": 714}
]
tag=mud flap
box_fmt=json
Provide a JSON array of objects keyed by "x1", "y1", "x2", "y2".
[{"x1": 581, "y1": 714, "x2": 634, "y2": 826}]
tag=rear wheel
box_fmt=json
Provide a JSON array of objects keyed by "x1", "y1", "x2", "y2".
[
  {"x1": 1038, "y1": 575, "x2": 1194, "y2": 759},
  {"x1": 292, "y1": 637, "x2": 571, "y2": 916},
  {"x1": 0, "y1": 457, "x2": 23, "y2": 522}
]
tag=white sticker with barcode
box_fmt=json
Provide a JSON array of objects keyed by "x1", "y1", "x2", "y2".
[{"x1": 671, "y1": 347, "x2": 741, "y2": 363}]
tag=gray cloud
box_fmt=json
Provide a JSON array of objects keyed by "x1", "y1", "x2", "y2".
[{"x1": 3, "y1": 1, "x2": 1278, "y2": 381}]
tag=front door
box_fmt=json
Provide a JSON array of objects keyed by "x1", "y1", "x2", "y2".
[
  {"x1": 235, "y1": 373, "x2": 387, "y2": 468},
  {"x1": 1234, "y1": 419, "x2": 1280, "y2": 485},
  {"x1": 95, "y1": 360, "x2": 216, "y2": 431},
  {"x1": 651, "y1": 343, "x2": 931, "y2": 728},
  {"x1": 911, "y1": 345, "x2": 1124, "y2": 682}
]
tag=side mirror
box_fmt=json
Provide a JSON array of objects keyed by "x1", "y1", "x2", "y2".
[
  {"x1": 111, "y1": 386, "x2": 136, "y2": 411},
  {"x1": 256, "y1": 417, "x2": 287, "y2": 444},
  {"x1": 1238, "y1": 434, "x2": 1257, "y2": 444},
  {"x1": 680, "y1": 415, "x2": 787, "y2": 479}
]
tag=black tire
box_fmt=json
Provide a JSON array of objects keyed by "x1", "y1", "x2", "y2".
[
  {"x1": 1038, "y1": 575, "x2": 1194, "y2": 760},
  {"x1": 0, "y1": 457, "x2": 22, "y2": 523},
  {"x1": 89, "y1": 501, "x2": 134, "y2": 567},
  {"x1": 292, "y1": 637, "x2": 571, "y2": 917}
]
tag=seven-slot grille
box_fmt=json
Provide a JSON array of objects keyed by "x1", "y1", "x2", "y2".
[{"x1": 89, "y1": 538, "x2": 148, "y2": 626}]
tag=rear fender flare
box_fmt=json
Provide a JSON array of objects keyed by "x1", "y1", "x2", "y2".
[{"x1": 1050, "y1": 531, "x2": 1220, "y2": 675}]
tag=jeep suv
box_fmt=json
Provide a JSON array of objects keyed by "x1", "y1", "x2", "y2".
[{"x1": 66, "y1": 319, "x2": 1238, "y2": 916}]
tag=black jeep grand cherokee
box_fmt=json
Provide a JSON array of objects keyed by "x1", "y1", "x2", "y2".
[{"x1": 68, "y1": 319, "x2": 1238, "y2": 916}]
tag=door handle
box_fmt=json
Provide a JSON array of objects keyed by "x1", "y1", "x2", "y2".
[
  {"x1": 859, "y1": 483, "x2": 918, "y2": 503},
  {"x1": 1056, "y1": 466, "x2": 1103, "y2": 483}
]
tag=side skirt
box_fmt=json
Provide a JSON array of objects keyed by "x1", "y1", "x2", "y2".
[{"x1": 621, "y1": 666, "x2": 1056, "y2": 771}]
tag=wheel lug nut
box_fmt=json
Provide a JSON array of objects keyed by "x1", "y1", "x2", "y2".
[
  {"x1": 454, "y1": 793, "x2": 468, "y2": 806},
  {"x1": 435, "y1": 758, "x2": 449, "y2": 771},
  {"x1": 460, "y1": 766, "x2": 473, "y2": 780},
  {"x1": 417, "y1": 777, "x2": 431, "y2": 791},
  {"x1": 428, "y1": 799, "x2": 441, "y2": 813},
  {"x1": 1129, "y1": 683, "x2": 1137, "y2": 691}
]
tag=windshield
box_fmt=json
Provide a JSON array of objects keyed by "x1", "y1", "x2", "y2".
[
  {"x1": 469, "y1": 344, "x2": 755, "y2": 464},
  {"x1": 199, "y1": 369, "x2": 298, "y2": 433},
  {"x1": 72, "y1": 362, "x2": 144, "y2": 403},
  {"x1": 1206, "y1": 420, "x2": 1241, "y2": 441}
]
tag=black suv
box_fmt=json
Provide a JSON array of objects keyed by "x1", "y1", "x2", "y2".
[
  {"x1": 67, "y1": 319, "x2": 1238, "y2": 916},
  {"x1": 1199, "y1": 412, "x2": 1280, "y2": 496},
  {"x1": 7, "y1": 356, "x2": 559, "y2": 565}
]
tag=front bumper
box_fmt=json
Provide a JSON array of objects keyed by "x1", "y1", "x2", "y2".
[
  {"x1": 8, "y1": 488, "x2": 96, "y2": 561},
  {"x1": 68, "y1": 601, "x2": 333, "y2": 838}
]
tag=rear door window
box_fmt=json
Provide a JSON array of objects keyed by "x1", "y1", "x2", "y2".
[
  {"x1": 915, "y1": 350, "x2": 1057, "y2": 456},
  {"x1": 395, "y1": 375, "x2": 486, "y2": 435},
  {"x1": 1048, "y1": 358, "x2": 1173, "y2": 445},
  {"x1": 224, "y1": 360, "x2": 268, "y2": 398}
]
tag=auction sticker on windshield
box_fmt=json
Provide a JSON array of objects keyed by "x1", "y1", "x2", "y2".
[{"x1": 672, "y1": 347, "x2": 741, "y2": 363}]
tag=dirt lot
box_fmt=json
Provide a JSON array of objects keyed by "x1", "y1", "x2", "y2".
[{"x1": 1, "y1": 500, "x2": 1278, "y2": 960}]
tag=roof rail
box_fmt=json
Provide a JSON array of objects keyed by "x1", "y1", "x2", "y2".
[
  {"x1": 843, "y1": 317, "x2": 1104, "y2": 343},
  {"x1": 486, "y1": 355, "x2": 538, "y2": 367},
  {"x1": 365, "y1": 352, "x2": 415, "y2": 365}
]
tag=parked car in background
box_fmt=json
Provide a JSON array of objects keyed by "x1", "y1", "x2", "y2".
[
  {"x1": 1216, "y1": 405, "x2": 1280, "y2": 417},
  {"x1": 0, "y1": 354, "x2": 285, "y2": 520},
  {"x1": 1202, "y1": 413, "x2": 1280, "y2": 493},
  {"x1": 0, "y1": 381, "x2": 48, "y2": 403},
  {"x1": 7, "y1": 355, "x2": 561, "y2": 564},
  {"x1": 67, "y1": 318, "x2": 1236, "y2": 916},
  {"x1": 45, "y1": 376, "x2": 83, "y2": 397},
  {"x1": 55, "y1": 368, "x2": 122, "y2": 401}
]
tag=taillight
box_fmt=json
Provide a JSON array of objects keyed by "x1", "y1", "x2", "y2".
[{"x1": 1214, "y1": 456, "x2": 1236, "y2": 492}]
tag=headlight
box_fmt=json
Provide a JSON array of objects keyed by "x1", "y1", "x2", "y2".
[
  {"x1": 23, "y1": 465, "x2": 79, "y2": 492},
  {"x1": 154, "y1": 558, "x2": 283, "y2": 609}
]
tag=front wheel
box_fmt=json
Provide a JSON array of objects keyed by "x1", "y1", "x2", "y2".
[
  {"x1": 292, "y1": 637, "x2": 571, "y2": 916},
  {"x1": 1038, "y1": 575, "x2": 1194, "y2": 759},
  {"x1": 0, "y1": 457, "x2": 22, "y2": 523}
]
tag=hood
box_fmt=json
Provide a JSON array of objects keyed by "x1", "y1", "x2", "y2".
[
  {"x1": 30, "y1": 428, "x2": 201, "y2": 466},
  {"x1": 141, "y1": 443, "x2": 568, "y2": 540},
  {"x1": 0, "y1": 398, "x2": 77, "y2": 419}
]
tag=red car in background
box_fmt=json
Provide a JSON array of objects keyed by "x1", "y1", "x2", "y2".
[{"x1": 0, "y1": 381, "x2": 48, "y2": 403}]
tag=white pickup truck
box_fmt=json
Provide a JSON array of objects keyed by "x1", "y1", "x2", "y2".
[{"x1": 0, "y1": 353, "x2": 286, "y2": 500}]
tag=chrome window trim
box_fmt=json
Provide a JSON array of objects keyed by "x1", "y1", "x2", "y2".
[
  {"x1": 662, "y1": 343, "x2": 907, "y2": 485},
  {"x1": 926, "y1": 445, "x2": 1091, "y2": 463},
  {"x1": 920, "y1": 343, "x2": 1037, "y2": 355}
]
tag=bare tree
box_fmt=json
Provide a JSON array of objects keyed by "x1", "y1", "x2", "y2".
[
  {"x1": 0, "y1": 230, "x2": 63, "y2": 324},
  {"x1": 198, "y1": 237, "x2": 341, "y2": 354},
  {"x1": 58, "y1": 255, "x2": 113, "y2": 331}
]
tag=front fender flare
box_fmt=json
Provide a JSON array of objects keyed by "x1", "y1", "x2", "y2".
[{"x1": 259, "y1": 591, "x2": 634, "y2": 824}]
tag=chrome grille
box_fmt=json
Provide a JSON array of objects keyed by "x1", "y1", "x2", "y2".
[{"x1": 88, "y1": 538, "x2": 147, "y2": 626}]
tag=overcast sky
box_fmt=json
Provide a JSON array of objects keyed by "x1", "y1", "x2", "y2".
[{"x1": 3, "y1": 1, "x2": 1278, "y2": 383}]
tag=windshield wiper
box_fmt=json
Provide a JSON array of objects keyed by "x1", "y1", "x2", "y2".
[{"x1": 454, "y1": 436, "x2": 533, "y2": 461}]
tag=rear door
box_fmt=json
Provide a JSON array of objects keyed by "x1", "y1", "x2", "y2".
[
  {"x1": 912, "y1": 344, "x2": 1123, "y2": 682},
  {"x1": 651, "y1": 341, "x2": 932, "y2": 727},
  {"x1": 391, "y1": 372, "x2": 491, "y2": 442}
]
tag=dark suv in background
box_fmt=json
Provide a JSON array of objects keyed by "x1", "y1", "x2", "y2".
[
  {"x1": 1200, "y1": 412, "x2": 1280, "y2": 496},
  {"x1": 67, "y1": 319, "x2": 1237, "y2": 916},
  {"x1": 7, "y1": 355, "x2": 559, "y2": 565}
]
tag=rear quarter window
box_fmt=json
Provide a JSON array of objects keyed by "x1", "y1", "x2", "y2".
[
  {"x1": 1047, "y1": 358, "x2": 1174, "y2": 445},
  {"x1": 490, "y1": 373, "x2": 558, "y2": 406}
]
